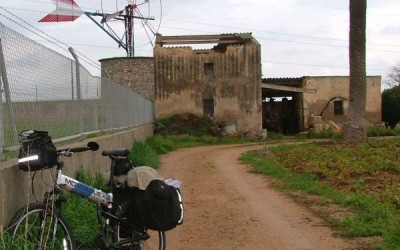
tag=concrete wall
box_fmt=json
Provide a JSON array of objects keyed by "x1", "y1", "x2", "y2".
[
  {"x1": 100, "y1": 57, "x2": 154, "y2": 100},
  {"x1": 154, "y1": 44, "x2": 262, "y2": 135},
  {"x1": 4, "y1": 99, "x2": 102, "y2": 127},
  {"x1": 0, "y1": 125, "x2": 153, "y2": 230},
  {"x1": 302, "y1": 76, "x2": 382, "y2": 128}
]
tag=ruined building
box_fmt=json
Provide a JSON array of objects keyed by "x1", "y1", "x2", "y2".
[
  {"x1": 100, "y1": 33, "x2": 382, "y2": 135},
  {"x1": 153, "y1": 33, "x2": 262, "y2": 135}
]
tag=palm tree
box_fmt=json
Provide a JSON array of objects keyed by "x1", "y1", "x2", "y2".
[{"x1": 343, "y1": 0, "x2": 367, "y2": 143}]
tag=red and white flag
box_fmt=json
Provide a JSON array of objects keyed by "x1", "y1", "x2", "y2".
[{"x1": 39, "y1": 0, "x2": 84, "y2": 22}]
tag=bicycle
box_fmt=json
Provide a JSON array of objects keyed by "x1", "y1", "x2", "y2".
[{"x1": 6, "y1": 130, "x2": 167, "y2": 250}]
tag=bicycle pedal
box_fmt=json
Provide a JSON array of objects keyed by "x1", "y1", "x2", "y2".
[
  {"x1": 139, "y1": 232, "x2": 150, "y2": 241},
  {"x1": 131, "y1": 231, "x2": 149, "y2": 241}
]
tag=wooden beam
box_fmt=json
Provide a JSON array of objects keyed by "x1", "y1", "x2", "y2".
[
  {"x1": 156, "y1": 35, "x2": 245, "y2": 45},
  {"x1": 262, "y1": 83, "x2": 316, "y2": 93}
]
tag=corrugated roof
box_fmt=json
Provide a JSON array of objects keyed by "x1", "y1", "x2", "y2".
[
  {"x1": 155, "y1": 33, "x2": 256, "y2": 46},
  {"x1": 262, "y1": 77, "x2": 304, "y2": 83}
]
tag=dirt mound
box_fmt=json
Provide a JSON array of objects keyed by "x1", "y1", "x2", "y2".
[{"x1": 154, "y1": 113, "x2": 220, "y2": 136}]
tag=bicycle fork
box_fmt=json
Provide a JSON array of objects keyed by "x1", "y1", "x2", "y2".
[
  {"x1": 96, "y1": 199, "x2": 115, "y2": 248},
  {"x1": 41, "y1": 191, "x2": 68, "y2": 250}
]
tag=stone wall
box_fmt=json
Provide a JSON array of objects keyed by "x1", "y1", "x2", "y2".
[
  {"x1": 100, "y1": 57, "x2": 154, "y2": 100},
  {"x1": 302, "y1": 76, "x2": 382, "y2": 128}
]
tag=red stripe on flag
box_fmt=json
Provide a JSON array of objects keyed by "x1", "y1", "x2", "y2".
[
  {"x1": 59, "y1": 0, "x2": 79, "y2": 7},
  {"x1": 39, "y1": 14, "x2": 80, "y2": 22}
]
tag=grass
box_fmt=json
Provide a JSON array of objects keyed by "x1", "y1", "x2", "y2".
[
  {"x1": 240, "y1": 137, "x2": 400, "y2": 249},
  {"x1": 61, "y1": 169, "x2": 107, "y2": 249},
  {"x1": 367, "y1": 126, "x2": 400, "y2": 137},
  {"x1": 0, "y1": 232, "x2": 37, "y2": 250}
]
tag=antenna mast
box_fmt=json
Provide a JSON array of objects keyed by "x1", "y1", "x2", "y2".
[
  {"x1": 86, "y1": 2, "x2": 155, "y2": 57},
  {"x1": 39, "y1": 0, "x2": 156, "y2": 57}
]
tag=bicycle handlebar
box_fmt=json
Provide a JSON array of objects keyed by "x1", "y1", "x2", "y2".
[{"x1": 57, "y1": 141, "x2": 99, "y2": 156}]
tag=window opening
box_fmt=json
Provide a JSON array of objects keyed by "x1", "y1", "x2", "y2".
[
  {"x1": 334, "y1": 100, "x2": 344, "y2": 115},
  {"x1": 203, "y1": 99, "x2": 214, "y2": 116},
  {"x1": 204, "y1": 63, "x2": 214, "y2": 76}
]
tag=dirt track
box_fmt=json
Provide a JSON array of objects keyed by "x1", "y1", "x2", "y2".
[{"x1": 158, "y1": 144, "x2": 361, "y2": 250}]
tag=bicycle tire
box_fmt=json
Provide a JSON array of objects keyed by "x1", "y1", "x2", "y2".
[
  {"x1": 6, "y1": 203, "x2": 76, "y2": 250},
  {"x1": 114, "y1": 199, "x2": 166, "y2": 250}
]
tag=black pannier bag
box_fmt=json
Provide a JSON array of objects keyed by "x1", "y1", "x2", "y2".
[
  {"x1": 121, "y1": 179, "x2": 184, "y2": 232},
  {"x1": 17, "y1": 130, "x2": 58, "y2": 171}
]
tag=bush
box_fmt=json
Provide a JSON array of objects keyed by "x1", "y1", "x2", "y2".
[
  {"x1": 130, "y1": 140, "x2": 160, "y2": 169},
  {"x1": 367, "y1": 127, "x2": 400, "y2": 137},
  {"x1": 382, "y1": 86, "x2": 400, "y2": 129},
  {"x1": 154, "y1": 113, "x2": 220, "y2": 136},
  {"x1": 305, "y1": 128, "x2": 341, "y2": 139}
]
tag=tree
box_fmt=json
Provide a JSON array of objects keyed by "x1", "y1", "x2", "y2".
[
  {"x1": 382, "y1": 86, "x2": 400, "y2": 129},
  {"x1": 343, "y1": 0, "x2": 367, "y2": 143},
  {"x1": 385, "y1": 62, "x2": 400, "y2": 88}
]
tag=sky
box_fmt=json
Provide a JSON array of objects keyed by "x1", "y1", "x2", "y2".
[{"x1": 0, "y1": 0, "x2": 399, "y2": 84}]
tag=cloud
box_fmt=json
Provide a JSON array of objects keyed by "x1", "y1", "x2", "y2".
[{"x1": 0, "y1": 0, "x2": 398, "y2": 81}]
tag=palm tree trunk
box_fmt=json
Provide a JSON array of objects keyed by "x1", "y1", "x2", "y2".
[{"x1": 343, "y1": 0, "x2": 367, "y2": 143}]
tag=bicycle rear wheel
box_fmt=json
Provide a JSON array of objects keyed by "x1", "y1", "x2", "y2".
[
  {"x1": 114, "y1": 224, "x2": 166, "y2": 250},
  {"x1": 6, "y1": 203, "x2": 76, "y2": 250},
  {"x1": 114, "y1": 199, "x2": 166, "y2": 250}
]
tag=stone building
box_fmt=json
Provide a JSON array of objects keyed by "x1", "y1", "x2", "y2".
[
  {"x1": 99, "y1": 33, "x2": 382, "y2": 135},
  {"x1": 262, "y1": 76, "x2": 382, "y2": 133},
  {"x1": 153, "y1": 33, "x2": 262, "y2": 135}
]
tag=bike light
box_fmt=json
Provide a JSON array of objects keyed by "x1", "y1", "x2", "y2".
[{"x1": 18, "y1": 155, "x2": 39, "y2": 163}]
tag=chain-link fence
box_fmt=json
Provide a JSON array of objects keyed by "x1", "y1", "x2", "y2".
[{"x1": 0, "y1": 22, "x2": 154, "y2": 159}]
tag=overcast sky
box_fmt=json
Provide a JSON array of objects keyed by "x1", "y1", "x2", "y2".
[{"x1": 0, "y1": 0, "x2": 399, "y2": 83}]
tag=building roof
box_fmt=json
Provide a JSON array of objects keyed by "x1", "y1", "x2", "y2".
[
  {"x1": 262, "y1": 77, "x2": 304, "y2": 84},
  {"x1": 155, "y1": 33, "x2": 256, "y2": 46}
]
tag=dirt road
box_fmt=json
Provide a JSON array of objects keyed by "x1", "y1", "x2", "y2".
[{"x1": 158, "y1": 144, "x2": 361, "y2": 250}]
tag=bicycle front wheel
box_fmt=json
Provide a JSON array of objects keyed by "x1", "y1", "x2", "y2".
[{"x1": 6, "y1": 203, "x2": 76, "y2": 250}]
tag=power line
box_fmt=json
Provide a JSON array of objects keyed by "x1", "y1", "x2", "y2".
[
  {"x1": 263, "y1": 60, "x2": 390, "y2": 72},
  {"x1": 161, "y1": 17, "x2": 400, "y2": 48},
  {"x1": 2, "y1": 4, "x2": 400, "y2": 49},
  {"x1": 0, "y1": 7, "x2": 101, "y2": 70},
  {"x1": 160, "y1": 25, "x2": 400, "y2": 54}
]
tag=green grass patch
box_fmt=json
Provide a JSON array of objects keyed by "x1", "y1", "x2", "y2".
[
  {"x1": 240, "y1": 137, "x2": 400, "y2": 248},
  {"x1": 0, "y1": 231, "x2": 37, "y2": 250},
  {"x1": 62, "y1": 168, "x2": 106, "y2": 249},
  {"x1": 304, "y1": 128, "x2": 342, "y2": 139},
  {"x1": 367, "y1": 127, "x2": 400, "y2": 137},
  {"x1": 129, "y1": 140, "x2": 160, "y2": 169}
]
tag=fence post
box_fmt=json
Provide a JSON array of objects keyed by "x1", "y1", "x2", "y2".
[
  {"x1": 71, "y1": 60, "x2": 75, "y2": 100},
  {"x1": 0, "y1": 38, "x2": 18, "y2": 156},
  {"x1": 68, "y1": 47, "x2": 83, "y2": 133},
  {"x1": 102, "y1": 70, "x2": 112, "y2": 129},
  {"x1": 0, "y1": 52, "x2": 4, "y2": 159}
]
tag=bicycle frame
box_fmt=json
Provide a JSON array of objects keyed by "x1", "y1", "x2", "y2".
[
  {"x1": 53, "y1": 162, "x2": 122, "y2": 248},
  {"x1": 56, "y1": 170, "x2": 112, "y2": 206}
]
